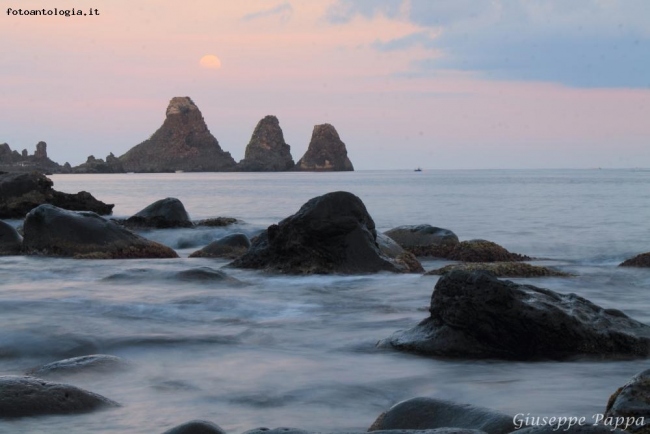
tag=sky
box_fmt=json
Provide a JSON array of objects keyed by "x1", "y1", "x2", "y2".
[{"x1": 1, "y1": 0, "x2": 649, "y2": 169}]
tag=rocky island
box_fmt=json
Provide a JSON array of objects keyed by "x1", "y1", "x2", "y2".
[
  {"x1": 237, "y1": 115, "x2": 295, "y2": 171},
  {"x1": 295, "y1": 123, "x2": 354, "y2": 171}
]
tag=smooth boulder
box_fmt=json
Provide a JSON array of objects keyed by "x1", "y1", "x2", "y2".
[
  {"x1": 162, "y1": 420, "x2": 226, "y2": 434},
  {"x1": 384, "y1": 225, "x2": 459, "y2": 257},
  {"x1": 231, "y1": 191, "x2": 407, "y2": 274},
  {"x1": 0, "y1": 220, "x2": 22, "y2": 255},
  {"x1": 23, "y1": 204, "x2": 178, "y2": 259},
  {"x1": 368, "y1": 397, "x2": 514, "y2": 434},
  {"x1": 425, "y1": 262, "x2": 571, "y2": 278},
  {"x1": 445, "y1": 240, "x2": 530, "y2": 262},
  {"x1": 604, "y1": 369, "x2": 650, "y2": 431},
  {"x1": 125, "y1": 197, "x2": 192, "y2": 228},
  {"x1": 376, "y1": 233, "x2": 424, "y2": 273},
  {"x1": 0, "y1": 375, "x2": 119, "y2": 418},
  {"x1": 620, "y1": 252, "x2": 650, "y2": 267},
  {"x1": 381, "y1": 270, "x2": 650, "y2": 360},
  {"x1": 190, "y1": 233, "x2": 251, "y2": 259},
  {"x1": 27, "y1": 355, "x2": 127, "y2": 378}
]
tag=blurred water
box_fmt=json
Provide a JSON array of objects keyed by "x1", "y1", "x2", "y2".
[{"x1": 1, "y1": 170, "x2": 650, "y2": 433}]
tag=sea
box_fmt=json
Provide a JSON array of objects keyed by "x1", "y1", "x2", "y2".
[{"x1": 1, "y1": 169, "x2": 650, "y2": 433}]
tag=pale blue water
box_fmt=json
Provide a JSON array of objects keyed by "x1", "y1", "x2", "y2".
[{"x1": 1, "y1": 170, "x2": 650, "y2": 433}]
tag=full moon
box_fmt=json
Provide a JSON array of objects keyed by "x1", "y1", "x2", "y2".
[{"x1": 199, "y1": 54, "x2": 222, "y2": 70}]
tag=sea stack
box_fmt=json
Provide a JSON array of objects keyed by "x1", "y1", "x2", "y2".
[
  {"x1": 119, "y1": 97, "x2": 236, "y2": 172},
  {"x1": 237, "y1": 115, "x2": 294, "y2": 171},
  {"x1": 295, "y1": 124, "x2": 354, "y2": 171}
]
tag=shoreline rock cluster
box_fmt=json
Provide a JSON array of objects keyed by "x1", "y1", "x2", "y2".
[{"x1": 1, "y1": 97, "x2": 355, "y2": 174}]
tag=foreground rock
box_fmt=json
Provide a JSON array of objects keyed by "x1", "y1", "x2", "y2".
[
  {"x1": 380, "y1": 270, "x2": 650, "y2": 360},
  {"x1": 162, "y1": 420, "x2": 226, "y2": 434},
  {"x1": 0, "y1": 171, "x2": 114, "y2": 218},
  {"x1": 119, "y1": 96, "x2": 237, "y2": 172},
  {"x1": 190, "y1": 233, "x2": 251, "y2": 259},
  {"x1": 237, "y1": 115, "x2": 295, "y2": 171},
  {"x1": 445, "y1": 240, "x2": 530, "y2": 262},
  {"x1": 425, "y1": 262, "x2": 571, "y2": 278},
  {"x1": 384, "y1": 225, "x2": 459, "y2": 257},
  {"x1": 195, "y1": 217, "x2": 240, "y2": 227},
  {"x1": 605, "y1": 369, "x2": 650, "y2": 431},
  {"x1": 0, "y1": 375, "x2": 118, "y2": 418},
  {"x1": 294, "y1": 124, "x2": 354, "y2": 171},
  {"x1": 0, "y1": 220, "x2": 22, "y2": 255},
  {"x1": 376, "y1": 233, "x2": 424, "y2": 273},
  {"x1": 620, "y1": 253, "x2": 650, "y2": 268},
  {"x1": 231, "y1": 191, "x2": 408, "y2": 274},
  {"x1": 27, "y1": 355, "x2": 127, "y2": 378},
  {"x1": 368, "y1": 397, "x2": 514, "y2": 434},
  {"x1": 124, "y1": 197, "x2": 193, "y2": 228},
  {"x1": 23, "y1": 204, "x2": 178, "y2": 259}
]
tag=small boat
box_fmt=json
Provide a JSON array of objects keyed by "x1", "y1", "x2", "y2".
[{"x1": 414, "y1": 167, "x2": 422, "y2": 172}]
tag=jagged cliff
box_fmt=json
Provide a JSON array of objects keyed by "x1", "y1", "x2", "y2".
[
  {"x1": 294, "y1": 124, "x2": 354, "y2": 171},
  {"x1": 0, "y1": 142, "x2": 65, "y2": 174},
  {"x1": 119, "y1": 97, "x2": 236, "y2": 172},
  {"x1": 237, "y1": 115, "x2": 294, "y2": 171}
]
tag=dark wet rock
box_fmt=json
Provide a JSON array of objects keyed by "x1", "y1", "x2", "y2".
[
  {"x1": 125, "y1": 197, "x2": 193, "y2": 228},
  {"x1": 294, "y1": 124, "x2": 354, "y2": 171},
  {"x1": 243, "y1": 429, "x2": 483, "y2": 434},
  {"x1": 376, "y1": 233, "x2": 424, "y2": 273},
  {"x1": 380, "y1": 270, "x2": 650, "y2": 360},
  {"x1": 425, "y1": 262, "x2": 571, "y2": 278},
  {"x1": 238, "y1": 115, "x2": 294, "y2": 171},
  {"x1": 162, "y1": 419, "x2": 226, "y2": 434},
  {"x1": 190, "y1": 233, "x2": 251, "y2": 259},
  {"x1": 195, "y1": 217, "x2": 240, "y2": 227},
  {"x1": 231, "y1": 191, "x2": 407, "y2": 274},
  {"x1": 0, "y1": 142, "x2": 64, "y2": 174},
  {"x1": 445, "y1": 240, "x2": 530, "y2": 262},
  {"x1": 0, "y1": 220, "x2": 22, "y2": 255},
  {"x1": 174, "y1": 267, "x2": 241, "y2": 284},
  {"x1": 384, "y1": 225, "x2": 459, "y2": 257},
  {"x1": 23, "y1": 204, "x2": 178, "y2": 259},
  {"x1": 0, "y1": 171, "x2": 113, "y2": 218},
  {"x1": 620, "y1": 253, "x2": 650, "y2": 268},
  {"x1": 368, "y1": 397, "x2": 513, "y2": 434},
  {"x1": 119, "y1": 96, "x2": 236, "y2": 172},
  {"x1": 605, "y1": 369, "x2": 650, "y2": 432},
  {"x1": 0, "y1": 375, "x2": 119, "y2": 418},
  {"x1": 27, "y1": 355, "x2": 127, "y2": 377},
  {"x1": 72, "y1": 153, "x2": 125, "y2": 174}
]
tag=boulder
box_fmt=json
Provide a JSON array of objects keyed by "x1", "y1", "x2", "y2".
[
  {"x1": 368, "y1": 397, "x2": 514, "y2": 434},
  {"x1": 445, "y1": 240, "x2": 530, "y2": 262},
  {"x1": 238, "y1": 115, "x2": 295, "y2": 171},
  {"x1": 27, "y1": 355, "x2": 127, "y2": 378},
  {"x1": 0, "y1": 375, "x2": 119, "y2": 418},
  {"x1": 384, "y1": 225, "x2": 459, "y2": 257},
  {"x1": 125, "y1": 197, "x2": 193, "y2": 228},
  {"x1": 380, "y1": 270, "x2": 650, "y2": 360},
  {"x1": 119, "y1": 96, "x2": 236, "y2": 172},
  {"x1": 294, "y1": 124, "x2": 354, "y2": 171},
  {"x1": 425, "y1": 262, "x2": 571, "y2": 278},
  {"x1": 604, "y1": 369, "x2": 650, "y2": 431},
  {"x1": 174, "y1": 267, "x2": 242, "y2": 284},
  {"x1": 23, "y1": 204, "x2": 178, "y2": 259},
  {"x1": 0, "y1": 171, "x2": 113, "y2": 218},
  {"x1": 190, "y1": 233, "x2": 251, "y2": 259},
  {"x1": 195, "y1": 217, "x2": 240, "y2": 227},
  {"x1": 162, "y1": 420, "x2": 226, "y2": 434},
  {"x1": 231, "y1": 191, "x2": 407, "y2": 274},
  {"x1": 376, "y1": 233, "x2": 424, "y2": 273},
  {"x1": 0, "y1": 220, "x2": 22, "y2": 255},
  {"x1": 620, "y1": 253, "x2": 650, "y2": 267}
]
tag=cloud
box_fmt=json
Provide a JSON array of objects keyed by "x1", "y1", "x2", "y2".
[
  {"x1": 328, "y1": 0, "x2": 650, "y2": 88},
  {"x1": 241, "y1": 2, "x2": 293, "y2": 22}
]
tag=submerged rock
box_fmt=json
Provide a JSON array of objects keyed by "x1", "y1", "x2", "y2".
[
  {"x1": 294, "y1": 124, "x2": 354, "y2": 171},
  {"x1": 238, "y1": 115, "x2": 295, "y2": 171},
  {"x1": 384, "y1": 225, "x2": 459, "y2": 257},
  {"x1": 0, "y1": 171, "x2": 113, "y2": 218},
  {"x1": 23, "y1": 204, "x2": 178, "y2": 259},
  {"x1": 368, "y1": 397, "x2": 514, "y2": 434},
  {"x1": 162, "y1": 419, "x2": 226, "y2": 434},
  {"x1": 380, "y1": 270, "x2": 650, "y2": 360},
  {"x1": 0, "y1": 220, "x2": 22, "y2": 255},
  {"x1": 0, "y1": 375, "x2": 119, "y2": 418},
  {"x1": 425, "y1": 262, "x2": 571, "y2": 278},
  {"x1": 445, "y1": 239, "x2": 530, "y2": 262},
  {"x1": 195, "y1": 217, "x2": 240, "y2": 227},
  {"x1": 125, "y1": 197, "x2": 193, "y2": 228},
  {"x1": 119, "y1": 96, "x2": 236, "y2": 172},
  {"x1": 27, "y1": 355, "x2": 128, "y2": 378},
  {"x1": 231, "y1": 191, "x2": 407, "y2": 274},
  {"x1": 605, "y1": 369, "x2": 650, "y2": 431},
  {"x1": 174, "y1": 267, "x2": 241, "y2": 284},
  {"x1": 620, "y1": 252, "x2": 650, "y2": 268},
  {"x1": 190, "y1": 233, "x2": 251, "y2": 259}
]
